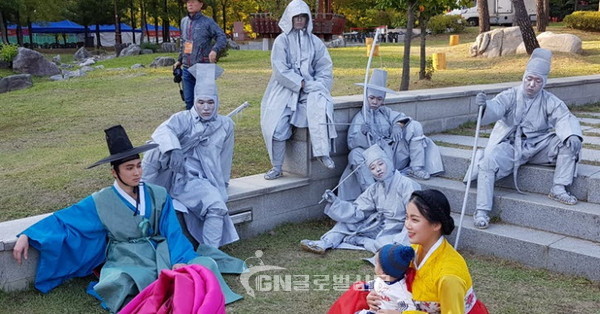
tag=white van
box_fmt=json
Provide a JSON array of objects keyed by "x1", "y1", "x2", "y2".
[{"x1": 451, "y1": 0, "x2": 537, "y2": 26}]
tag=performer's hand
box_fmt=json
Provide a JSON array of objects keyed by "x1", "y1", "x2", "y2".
[
  {"x1": 390, "y1": 125, "x2": 403, "y2": 142},
  {"x1": 566, "y1": 135, "x2": 582, "y2": 155},
  {"x1": 366, "y1": 290, "x2": 382, "y2": 311},
  {"x1": 476, "y1": 92, "x2": 487, "y2": 108},
  {"x1": 209, "y1": 50, "x2": 218, "y2": 63},
  {"x1": 321, "y1": 189, "x2": 337, "y2": 203},
  {"x1": 173, "y1": 61, "x2": 181, "y2": 70},
  {"x1": 172, "y1": 263, "x2": 186, "y2": 270},
  {"x1": 168, "y1": 149, "x2": 185, "y2": 173},
  {"x1": 13, "y1": 234, "x2": 29, "y2": 265},
  {"x1": 360, "y1": 124, "x2": 370, "y2": 135}
]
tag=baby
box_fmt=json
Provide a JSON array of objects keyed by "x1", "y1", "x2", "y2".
[{"x1": 358, "y1": 244, "x2": 416, "y2": 313}]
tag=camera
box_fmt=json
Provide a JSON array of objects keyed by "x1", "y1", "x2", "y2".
[{"x1": 173, "y1": 67, "x2": 182, "y2": 83}]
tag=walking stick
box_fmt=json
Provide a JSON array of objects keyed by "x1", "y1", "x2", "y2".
[
  {"x1": 454, "y1": 104, "x2": 484, "y2": 249},
  {"x1": 318, "y1": 163, "x2": 364, "y2": 204},
  {"x1": 363, "y1": 28, "x2": 382, "y2": 146}
]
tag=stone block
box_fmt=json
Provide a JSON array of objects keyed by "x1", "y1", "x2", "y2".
[
  {"x1": 0, "y1": 248, "x2": 38, "y2": 292},
  {"x1": 449, "y1": 217, "x2": 565, "y2": 269},
  {"x1": 283, "y1": 139, "x2": 309, "y2": 176},
  {"x1": 548, "y1": 237, "x2": 600, "y2": 281},
  {"x1": 414, "y1": 98, "x2": 470, "y2": 121},
  {"x1": 588, "y1": 172, "x2": 600, "y2": 205}
]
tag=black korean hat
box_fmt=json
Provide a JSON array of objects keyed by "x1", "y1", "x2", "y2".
[{"x1": 87, "y1": 125, "x2": 158, "y2": 169}]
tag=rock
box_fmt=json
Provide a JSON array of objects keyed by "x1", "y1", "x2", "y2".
[
  {"x1": 52, "y1": 55, "x2": 61, "y2": 64},
  {"x1": 94, "y1": 65, "x2": 105, "y2": 70},
  {"x1": 60, "y1": 63, "x2": 74, "y2": 69},
  {"x1": 141, "y1": 49, "x2": 154, "y2": 55},
  {"x1": 79, "y1": 58, "x2": 95, "y2": 67},
  {"x1": 74, "y1": 47, "x2": 92, "y2": 61},
  {"x1": 470, "y1": 27, "x2": 523, "y2": 58},
  {"x1": 0, "y1": 60, "x2": 10, "y2": 69},
  {"x1": 79, "y1": 66, "x2": 95, "y2": 73},
  {"x1": 12, "y1": 48, "x2": 61, "y2": 76},
  {"x1": 516, "y1": 31, "x2": 583, "y2": 54},
  {"x1": 227, "y1": 39, "x2": 240, "y2": 50},
  {"x1": 160, "y1": 42, "x2": 177, "y2": 53},
  {"x1": 149, "y1": 56, "x2": 176, "y2": 68},
  {"x1": 0, "y1": 74, "x2": 33, "y2": 94},
  {"x1": 119, "y1": 44, "x2": 141, "y2": 57},
  {"x1": 130, "y1": 63, "x2": 145, "y2": 69},
  {"x1": 63, "y1": 69, "x2": 85, "y2": 78},
  {"x1": 49, "y1": 74, "x2": 66, "y2": 81}
]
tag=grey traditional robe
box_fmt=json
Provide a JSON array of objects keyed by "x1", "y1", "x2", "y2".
[
  {"x1": 260, "y1": 0, "x2": 336, "y2": 160},
  {"x1": 142, "y1": 108, "x2": 239, "y2": 247},
  {"x1": 320, "y1": 170, "x2": 421, "y2": 252},
  {"x1": 466, "y1": 86, "x2": 583, "y2": 211},
  {"x1": 338, "y1": 107, "x2": 443, "y2": 201}
]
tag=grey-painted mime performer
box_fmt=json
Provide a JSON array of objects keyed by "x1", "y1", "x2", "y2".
[
  {"x1": 470, "y1": 48, "x2": 583, "y2": 229},
  {"x1": 260, "y1": 0, "x2": 337, "y2": 180},
  {"x1": 337, "y1": 69, "x2": 443, "y2": 201},
  {"x1": 142, "y1": 63, "x2": 239, "y2": 247},
  {"x1": 300, "y1": 145, "x2": 421, "y2": 254}
]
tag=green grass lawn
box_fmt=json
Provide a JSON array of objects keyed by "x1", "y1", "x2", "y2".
[{"x1": 0, "y1": 219, "x2": 598, "y2": 313}]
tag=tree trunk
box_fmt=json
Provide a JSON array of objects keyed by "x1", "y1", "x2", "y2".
[
  {"x1": 536, "y1": 0, "x2": 548, "y2": 31},
  {"x1": 221, "y1": 0, "x2": 227, "y2": 33},
  {"x1": 130, "y1": 0, "x2": 136, "y2": 44},
  {"x1": 0, "y1": 10, "x2": 8, "y2": 44},
  {"x1": 96, "y1": 22, "x2": 102, "y2": 48},
  {"x1": 162, "y1": 0, "x2": 169, "y2": 42},
  {"x1": 400, "y1": 1, "x2": 416, "y2": 91},
  {"x1": 27, "y1": 18, "x2": 33, "y2": 46},
  {"x1": 418, "y1": 14, "x2": 426, "y2": 80},
  {"x1": 154, "y1": 16, "x2": 159, "y2": 44},
  {"x1": 114, "y1": 0, "x2": 122, "y2": 45},
  {"x1": 512, "y1": 0, "x2": 539, "y2": 54},
  {"x1": 16, "y1": 13, "x2": 23, "y2": 46},
  {"x1": 478, "y1": 0, "x2": 490, "y2": 33},
  {"x1": 141, "y1": 0, "x2": 148, "y2": 43}
]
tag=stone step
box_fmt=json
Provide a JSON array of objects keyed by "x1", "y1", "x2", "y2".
[
  {"x1": 418, "y1": 176, "x2": 600, "y2": 243},
  {"x1": 432, "y1": 140, "x2": 600, "y2": 205},
  {"x1": 447, "y1": 213, "x2": 600, "y2": 282},
  {"x1": 430, "y1": 134, "x2": 600, "y2": 163}
]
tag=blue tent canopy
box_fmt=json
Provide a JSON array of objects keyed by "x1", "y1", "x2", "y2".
[
  {"x1": 89, "y1": 23, "x2": 142, "y2": 33},
  {"x1": 142, "y1": 24, "x2": 180, "y2": 32},
  {"x1": 8, "y1": 20, "x2": 85, "y2": 33}
]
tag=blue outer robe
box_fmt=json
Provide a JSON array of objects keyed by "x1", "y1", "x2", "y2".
[{"x1": 20, "y1": 182, "x2": 241, "y2": 311}]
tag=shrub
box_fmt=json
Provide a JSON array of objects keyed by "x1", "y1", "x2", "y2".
[
  {"x1": 427, "y1": 14, "x2": 467, "y2": 35},
  {"x1": 0, "y1": 44, "x2": 19, "y2": 63},
  {"x1": 139, "y1": 42, "x2": 161, "y2": 52},
  {"x1": 564, "y1": 11, "x2": 600, "y2": 31}
]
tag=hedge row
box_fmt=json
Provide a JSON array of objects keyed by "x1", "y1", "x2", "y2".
[
  {"x1": 564, "y1": 11, "x2": 600, "y2": 31},
  {"x1": 428, "y1": 14, "x2": 467, "y2": 35}
]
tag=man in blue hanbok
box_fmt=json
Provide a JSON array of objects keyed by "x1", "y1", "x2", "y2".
[{"x1": 13, "y1": 125, "x2": 242, "y2": 312}]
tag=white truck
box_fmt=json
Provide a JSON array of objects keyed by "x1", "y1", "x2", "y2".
[{"x1": 453, "y1": 0, "x2": 537, "y2": 26}]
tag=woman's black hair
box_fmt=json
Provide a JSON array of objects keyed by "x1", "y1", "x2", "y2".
[{"x1": 409, "y1": 189, "x2": 455, "y2": 235}]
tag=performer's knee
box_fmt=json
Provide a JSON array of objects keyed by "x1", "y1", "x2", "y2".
[{"x1": 206, "y1": 207, "x2": 228, "y2": 218}]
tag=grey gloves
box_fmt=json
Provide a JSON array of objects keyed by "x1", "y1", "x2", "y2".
[
  {"x1": 321, "y1": 189, "x2": 337, "y2": 203},
  {"x1": 566, "y1": 135, "x2": 582, "y2": 155},
  {"x1": 168, "y1": 149, "x2": 184, "y2": 173},
  {"x1": 476, "y1": 92, "x2": 487, "y2": 108},
  {"x1": 360, "y1": 123, "x2": 370, "y2": 135}
]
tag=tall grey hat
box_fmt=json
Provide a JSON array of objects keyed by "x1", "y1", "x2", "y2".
[
  {"x1": 87, "y1": 125, "x2": 158, "y2": 169},
  {"x1": 188, "y1": 63, "x2": 224, "y2": 99},
  {"x1": 525, "y1": 48, "x2": 552, "y2": 77},
  {"x1": 355, "y1": 69, "x2": 399, "y2": 95},
  {"x1": 363, "y1": 144, "x2": 389, "y2": 166}
]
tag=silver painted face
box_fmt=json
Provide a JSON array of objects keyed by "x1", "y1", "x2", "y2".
[
  {"x1": 523, "y1": 74, "x2": 544, "y2": 98},
  {"x1": 292, "y1": 14, "x2": 308, "y2": 30},
  {"x1": 195, "y1": 98, "x2": 216, "y2": 119}
]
